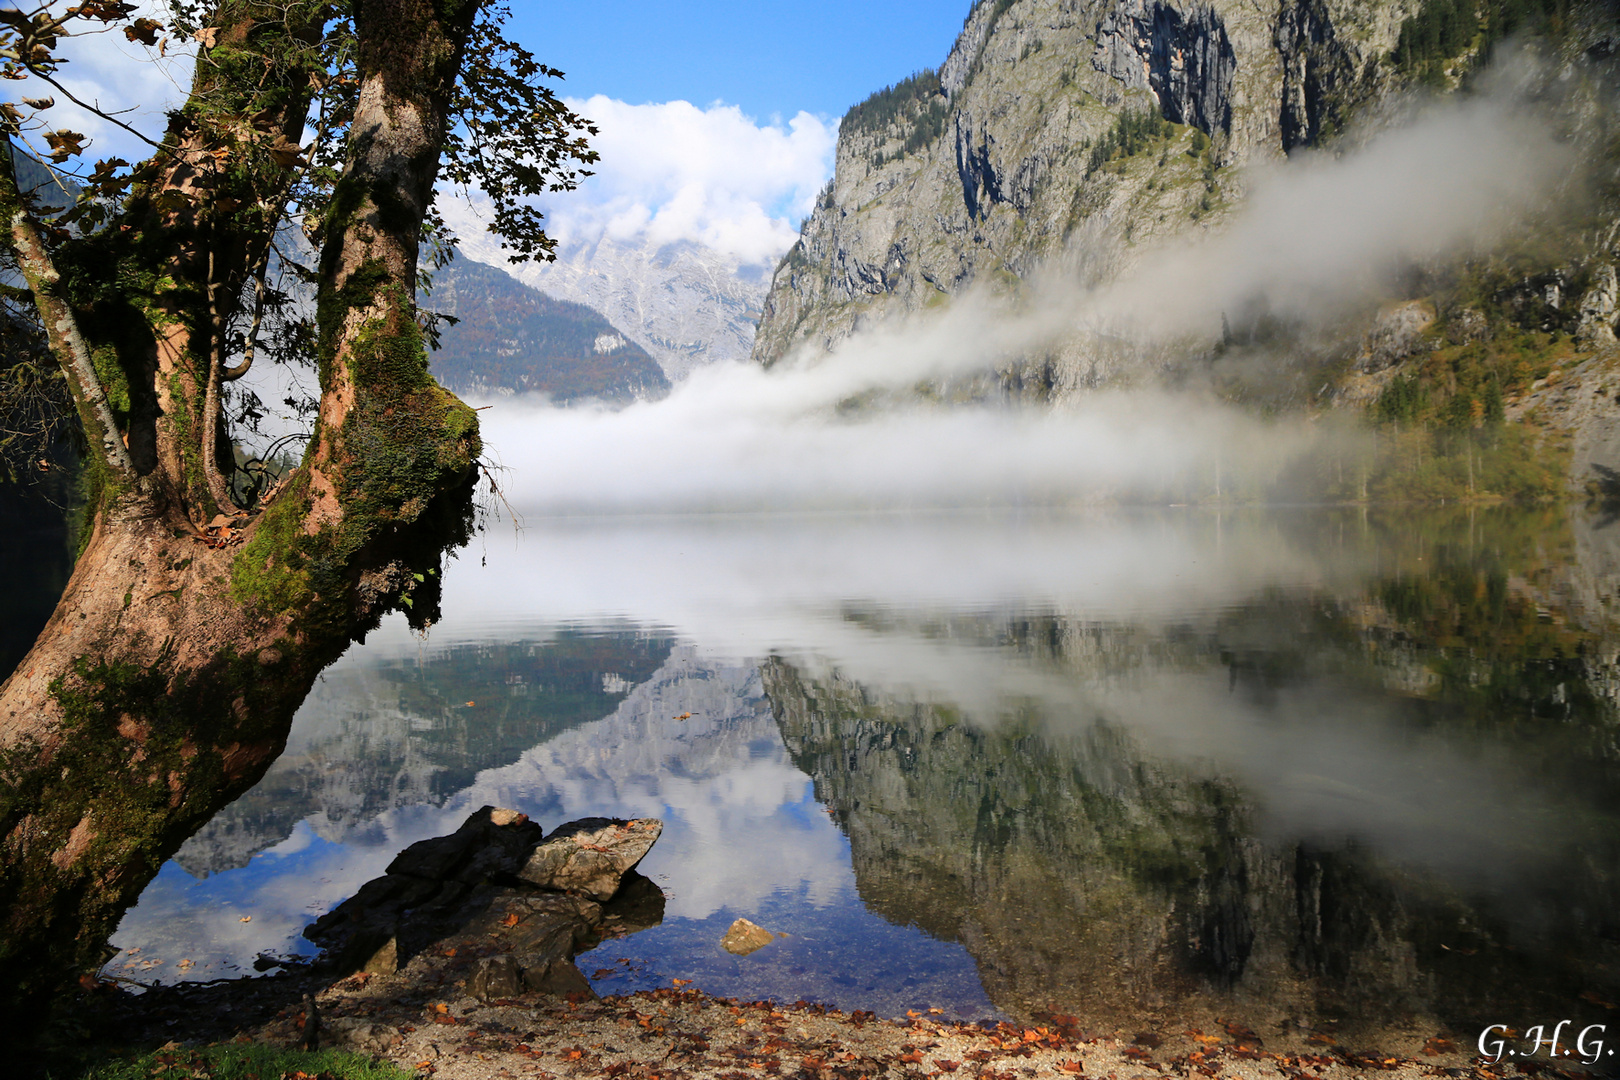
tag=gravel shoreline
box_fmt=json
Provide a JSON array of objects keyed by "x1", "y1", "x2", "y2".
[{"x1": 88, "y1": 943, "x2": 1502, "y2": 1080}]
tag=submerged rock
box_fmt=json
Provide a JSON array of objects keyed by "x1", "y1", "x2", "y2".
[{"x1": 721, "y1": 918, "x2": 777, "y2": 956}]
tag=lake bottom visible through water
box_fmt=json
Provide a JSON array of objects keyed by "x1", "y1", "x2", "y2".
[{"x1": 103, "y1": 508, "x2": 1620, "y2": 1056}]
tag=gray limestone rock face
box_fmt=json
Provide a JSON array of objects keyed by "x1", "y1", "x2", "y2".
[
  {"x1": 1091, "y1": 0, "x2": 1237, "y2": 134},
  {"x1": 1358, "y1": 302, "x2": 1435, "y2": 373},
  {"x1": 1578, "y1": 262, "x2": 1619, "y2": 345},
  {"x1": 517, "y1": 817, "x2": 664, "y2": 901},
  {"x1": 749, "y1": 0, "x2": 1407, "y2": 380}
]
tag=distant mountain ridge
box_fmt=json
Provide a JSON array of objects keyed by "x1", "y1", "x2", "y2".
[
  {"x1": 453, "y1": 229, "x2": 773, "y2": 381},
  {"x1": 425, "y1": 254, "x2": 670, "y2": 404}
]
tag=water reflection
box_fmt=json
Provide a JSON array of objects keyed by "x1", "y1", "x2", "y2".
[{"x1": 111, "y1": 507, "x2": 1620, "y2": 1046}]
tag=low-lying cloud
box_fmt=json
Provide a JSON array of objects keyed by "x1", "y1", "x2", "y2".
[
  {"x1": 481, "y1": 71, "x2": 1574, "y2": 515},
  {"x1": 1091, "y1": 76, "x2": 1572, "y2": 340}
]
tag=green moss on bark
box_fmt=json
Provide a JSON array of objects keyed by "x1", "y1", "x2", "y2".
[
  {"x1": 230, "y1": 469, "x2": 315, "y2": 611},
  {"x1": 0, "y1": 641, "x2": 298, "y2": 993}
]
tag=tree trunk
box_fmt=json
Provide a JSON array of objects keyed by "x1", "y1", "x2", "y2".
[{"x1": 0, "y1": 0, "x2": 486, "y2": 1033}]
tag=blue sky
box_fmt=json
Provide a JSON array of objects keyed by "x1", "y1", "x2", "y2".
[
  {"x1": 504, "y1": 1, "x2": 972, "y2": 123},
  {"x1": 12, "y1": 1, "x2": 976, "y2": 265}
]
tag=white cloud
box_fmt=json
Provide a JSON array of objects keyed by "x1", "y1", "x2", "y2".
[
  {"x1": 4, "y1": 6, "x2": 196, "y2": 168},
  {"x1": 518, "y1": 96, "x2": 837, "y2": 265},
  {"x1": 10, "y1": 23, "x2": 836, "y2": 267}
]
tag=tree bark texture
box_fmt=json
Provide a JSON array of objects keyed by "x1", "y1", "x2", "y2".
[{"x1": 0, "y1": 0, "x2": 485, "y2": 1027}]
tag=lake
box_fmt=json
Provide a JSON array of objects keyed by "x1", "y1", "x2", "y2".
[{"x1": 106, "y1": 506, "x2": 1620, "y2": 1052}]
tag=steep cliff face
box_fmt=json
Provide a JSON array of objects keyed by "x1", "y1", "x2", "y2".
[
  {"x1": 752, "y1": 0, "x2": 1620, "y2": 426},
  {"x1": 752, "y1": 0, "x2": 1402, "y2": 372}
]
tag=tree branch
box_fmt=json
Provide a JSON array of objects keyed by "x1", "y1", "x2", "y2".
[
  {"x1": 18, "y1": 66, "x2": 169, "y2": 157},
  {"x1": 2, "y1": 146, "x2": 138, "y2": 485},
  {"x1": 202, "y1": 242, "x2": 240, "y2": 512}
]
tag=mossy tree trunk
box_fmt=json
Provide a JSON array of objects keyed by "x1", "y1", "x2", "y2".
[{"x1": 0, "y1": 0, "x2": 486, "y2": 1025}]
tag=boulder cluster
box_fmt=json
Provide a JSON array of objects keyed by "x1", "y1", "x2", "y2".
[{"x1": 303, "y1": 806, "x2": 664, "y2": 1001}]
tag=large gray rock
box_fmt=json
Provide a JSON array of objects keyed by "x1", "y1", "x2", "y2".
[
  {"x1": 1578, "y1": 262, "x2": 1618, "y2": 345},
  {"x1": 305, "y1": 807, "x2": 663, "y2": 993},
  {"x1": 305, "y1": 806, "x2": 543, "y2": 972},
  {"x1": 517, "y1": 817, "x2": 663, "y2": 901}
]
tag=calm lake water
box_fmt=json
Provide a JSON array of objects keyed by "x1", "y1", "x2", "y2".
[{"x1": 108, "y1": 507, "x2": 1620, "y2": 1049}]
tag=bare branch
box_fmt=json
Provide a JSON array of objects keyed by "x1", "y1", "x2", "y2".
[{"x1": 20, "y1": 66, "x2": 168, "y2": 155}]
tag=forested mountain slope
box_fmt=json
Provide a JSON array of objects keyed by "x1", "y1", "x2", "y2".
[{"x1": 426, "y1": 254, "x2": 670, "y2": 405}]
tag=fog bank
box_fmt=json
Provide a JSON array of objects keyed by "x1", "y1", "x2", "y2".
[{"x1": 480, "y1": 76, "x2": 1568, "y2": 514}]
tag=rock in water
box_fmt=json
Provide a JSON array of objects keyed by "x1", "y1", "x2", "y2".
[
  {"x1": 721, "y1": 918, "x2": 776, "y2": 956},
  {"x1": 383, "y1": 805, "x2": 542, "y2": 881},
  {"x1": 518, "y1": 817, "x2": 663, "y2": 901},
  {"x1": 305, "y1": 807, "x2": 665, "y2": 998}
]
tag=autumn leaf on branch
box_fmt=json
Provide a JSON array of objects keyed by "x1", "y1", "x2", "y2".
[
  {"x1": 44, "y1": 128, "x2": 84, "y2": 161},
  {"x1": 65, "y1": 1, "x2": 137, "y2": 22},
  {"x1": 122, "y1": 17, "x2": 161, "y2": 45}
]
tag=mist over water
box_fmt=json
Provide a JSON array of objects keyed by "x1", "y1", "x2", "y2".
[
  {"x1": 109, "y1": 500, "x2": 1620, "y2": 1028},
  {"x1": 478, "y1": 77, "x2": 1568, "y2": 515},
  {"x1": 442, "y1": 511, "x2": 1586, "y2": 905}
]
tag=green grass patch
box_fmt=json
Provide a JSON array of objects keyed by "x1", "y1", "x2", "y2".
[{"x1": 63, "y1": 1042, "x2": 414, "y2": 1080}]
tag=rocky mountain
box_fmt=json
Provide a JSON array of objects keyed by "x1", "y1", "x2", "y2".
[
  {"x1": 455, "y1": 230, "x2": 773, "y2": 381},
  {"x1": 753, "y1": 0, "x2": 1620, "y2": 388},
  {"x1": 425, "y1": 254, "x2": 669, "y2": 404}
]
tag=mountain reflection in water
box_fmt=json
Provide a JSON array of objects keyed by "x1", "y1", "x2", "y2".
[{"x1": 110, "y1": 508, "x2": 1620, "y2": 1047}]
